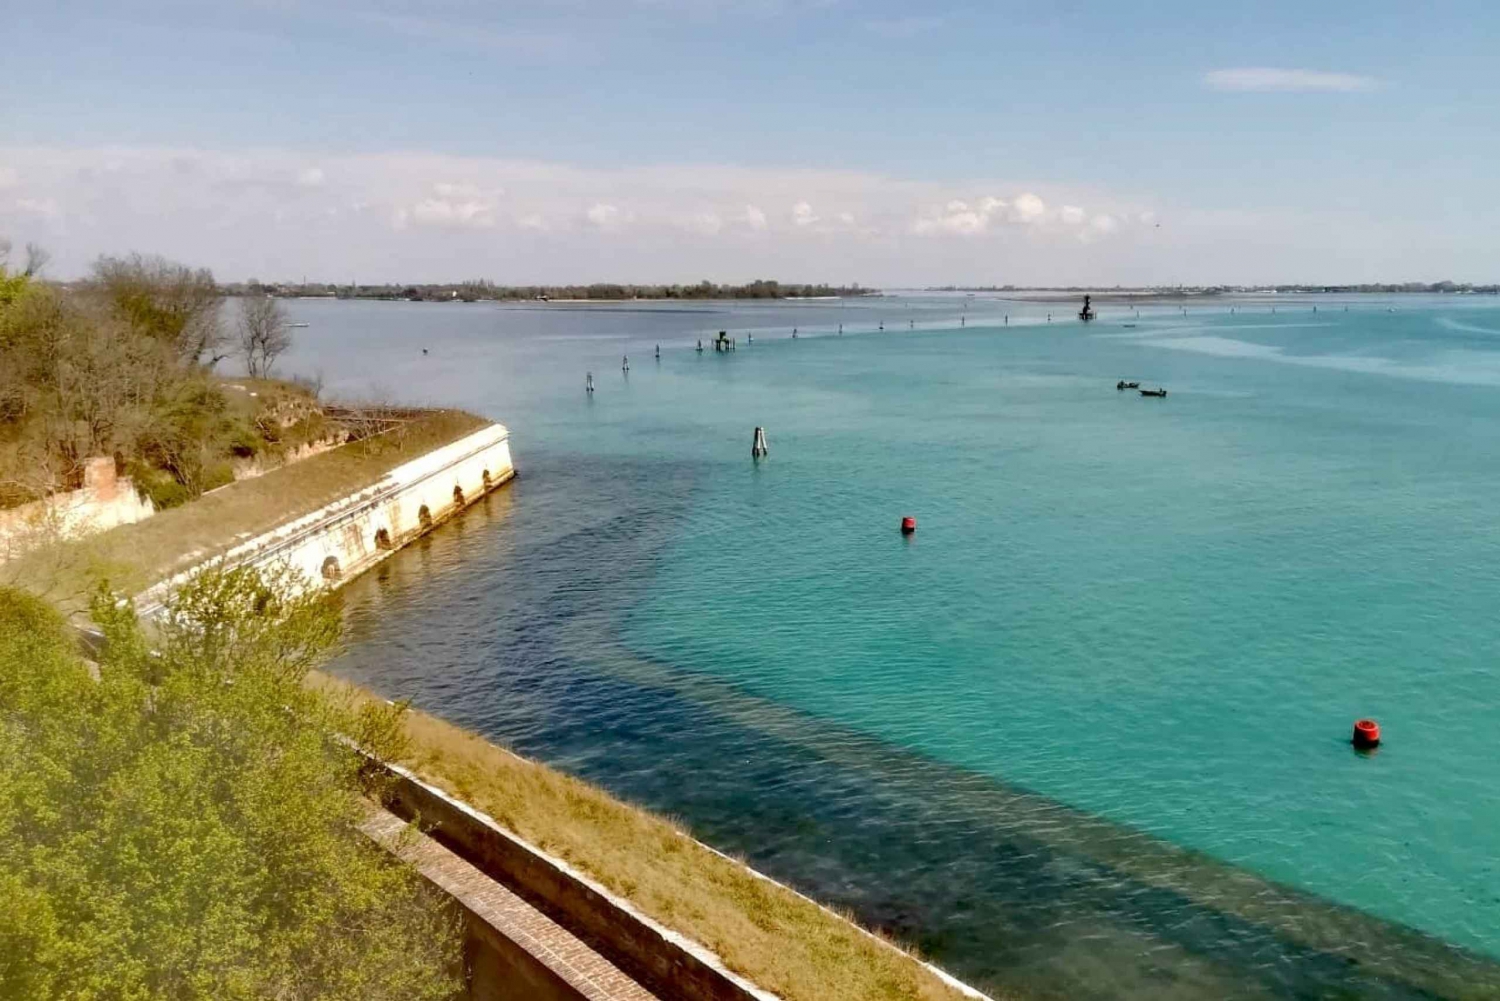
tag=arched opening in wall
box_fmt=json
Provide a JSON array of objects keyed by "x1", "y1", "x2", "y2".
[
  {"x1": 482, "y1": 469, "x2": 492, "y2": 490},
  {"x1": 418, "y1": 505, "x2": 432, "y2": 529},
  {"x1": 374, "y1": 527, "x2": 393, "y2": 551},
  {"x1": 321, "y1": 556, "x2": 342, "y2": 582},
  {"x1": 452, "y1": 484, "x2": 465, "y2": 507}
]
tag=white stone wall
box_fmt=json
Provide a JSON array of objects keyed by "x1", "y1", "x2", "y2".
[
  {"x1": 137, "y1": 423, "x2": 513, "y2": 612},
  {"x1": 0, "y1": 458, "x2": 155, "y2": 564}
]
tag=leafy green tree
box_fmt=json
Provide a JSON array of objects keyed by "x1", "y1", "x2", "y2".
[
  {"x1": 0, "y1": 240, "x2": 31, "y2": 310},
  {"x1": 0, "y1": 565, "x2": 461, "y2": 999}
]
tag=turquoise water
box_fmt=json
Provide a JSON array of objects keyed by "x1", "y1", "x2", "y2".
[{"x1": 296, "y1": 295, "x2": 1500, "y2": 997}]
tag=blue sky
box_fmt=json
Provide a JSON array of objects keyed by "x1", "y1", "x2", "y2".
[{"x1": 3, "y1": 0, "x2": 1498, "y2": 284}]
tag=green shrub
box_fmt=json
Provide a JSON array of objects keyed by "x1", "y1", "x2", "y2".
[
  {"x1": 280, "y1": 412, "x2": 330, "y2": 452},
  {"x1": 0, "y1": 568, "x2": 461, "y2": 999},
  {"x1": 200, "y1": 461, "x2": 236, "y2": 493},
  {"x1": 226, "y1": 418, "x2": 264, "y2": 458},
  {"x1": 130, "y1": 464, "x2": 194, "y2": 510}
]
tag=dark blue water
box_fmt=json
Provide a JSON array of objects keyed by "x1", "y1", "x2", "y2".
[{"x1": 294, "y1": 295, "x2": 1500, "y2": 999}]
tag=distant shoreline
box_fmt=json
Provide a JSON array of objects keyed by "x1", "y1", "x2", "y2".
[
  {"x1": 922, "y1": 286, "x2": 1500, "y2": 300},
  {"x1": 238, "y1": 287, "x2": 1499, "y2": 306}
]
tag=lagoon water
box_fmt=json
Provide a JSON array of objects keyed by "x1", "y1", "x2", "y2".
[{"x1": 290, "y1": 294, "x2": 1500, "y2": 999}]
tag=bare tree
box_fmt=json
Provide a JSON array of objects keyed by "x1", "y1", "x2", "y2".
[
  {"x1": 90, "y1": 253, "x2": 227, "y2": 367},
  {"x1": 237, "y1": 296, "x2": 293, "y2": 378},
  {"x1": 23, "y1": 243, "x2": 51, "y2": 277}
]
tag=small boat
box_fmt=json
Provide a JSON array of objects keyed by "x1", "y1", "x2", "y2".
[
  {"x1": 1116, "y1": 380, "x2": 1140, "y2": 390},
  {"x1": 1122, "y1": 323, "x2": 1137, "y2": 328},
  {"x1": 1139, "y1": 388, "x2": 1168, "y2": 398},
  {"x1": 290, "y1": 322, "x2": 310, "y2": 328}
]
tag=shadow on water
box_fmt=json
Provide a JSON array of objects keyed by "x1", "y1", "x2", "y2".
[{"x1": 331, "y1": 456, "x2": 1500, "y2": 1001}]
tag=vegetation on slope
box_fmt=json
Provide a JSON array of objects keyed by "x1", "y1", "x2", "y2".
[
  {"x1": 0, "y1": 567, "x2": 461, "y2": 999},
  {"x1": 0, "y1": 240, "x2": 316, "y2": 510},
  {"x1": 7, "y1": 408, "x2": 487, "y2": 611}
]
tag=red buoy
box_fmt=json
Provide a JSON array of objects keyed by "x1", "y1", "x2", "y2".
[
  {"x1": 1352, "y1": 718, "x2": 1381, "y2": 749},
  {"x1": 900, "y1": 516, "x2": 917, "y2": 534}
]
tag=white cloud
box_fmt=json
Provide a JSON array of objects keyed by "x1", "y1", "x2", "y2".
[
  {"x1": 1012, "y1": 192, "x2": 1046, "y2": 222},
  {"x1": 409, "y1": 197, "x2": 495, "y2": 228},
  {"x1": 297, "y1": 167, "x2": 326, "y2": 188},
  {"x1": 586, "y1": 202, "x2": 622, "y2": 229},
  {"x1": 401, "y1": 182, "x2": 499, "y2": 229},
  {"x1": 0, "y1": 145, "x2": 1195, "y2": 284},
  {"x1": 15, "y1": 197, "x2": 61, "y2": 219},
  {"x1": 1078, "y1": 213, "x2": 1120, "y2": 244},
  {"x1": 918, "y1": 207, "x2": 983, "y2": 235},
  {"x1": 914, "y1": 191, "x2": 1052, "y2": 235},
  {"x1": 434, "y1": 182, "x2": 494, "y2": 199},
  {"x1": 1203, "y1": 68, "x2": 1377, "y2": 93},
  {"x1": 1060, "y1": 205, "x2": 1086, "y2": 226},
  {"x1": 682, "y1": 211, "x2": 723, "y2": 235}
]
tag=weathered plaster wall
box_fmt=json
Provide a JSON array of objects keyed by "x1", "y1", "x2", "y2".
[{"x1": 0, "y1": 458, "x2": 154, "y2": 563}]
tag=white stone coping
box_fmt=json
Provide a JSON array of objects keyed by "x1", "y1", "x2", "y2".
[
  {"x1": 134, "y1": 422, "x2": 511, "y2": 617},
  {"x1": 380, "y1": 758, "x2": 784, "y2": 1001}
]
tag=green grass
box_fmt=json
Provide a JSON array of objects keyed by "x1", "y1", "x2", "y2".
[
  {"x1": 320, "y1": 678, "x2": 993, "y2": 1001},
  {"x1": 8, "y1": 409, "x2": 489, "y2": 613}
]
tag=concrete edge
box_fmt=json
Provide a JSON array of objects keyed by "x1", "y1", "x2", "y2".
[
  {"x1": 361, "y1": 805, "x2": 658, "y2": 1001},
  {"x1": 371, "y1": 755, "x2": 996, "y2": 1001},
  {"x1": 371, "y1": 757, "x2": 784, "y2": 1001},
  {"x1": 677, "y1": 833, "x2": 993, "y2": 1000},
  {"x1": 414, "y1": 738, "x2": 995, "y2": 1001},
  {"x1": 134, "y1": 422, "x2": 513, "y2": 617}
]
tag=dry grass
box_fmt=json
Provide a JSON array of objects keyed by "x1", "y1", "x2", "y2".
[
  {"x1": 8, "y1": 409, "x2": 488, "y2": 612},
  {"x1": 324, "y1": 679, "x2": 990, "y2": 1001},
  {"x1": 215, "y1": 374, "x2": 317, "y2": 419}
]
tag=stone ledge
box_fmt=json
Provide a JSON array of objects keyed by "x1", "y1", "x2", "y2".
[
  {"x1": 369, "y1": 759, "x2": 784, "y2": 1001},
  {"x1": 361, "y1": 805, "x2": 661, "y2": 1001}
]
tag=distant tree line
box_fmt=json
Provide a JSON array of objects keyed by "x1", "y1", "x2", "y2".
[
  {"x1": 928, "y1": 282, "x2": 1500, "y2": 294},
  {"x1": 229, "y1": 278, "x2": 872, "y2": 302},
  {"x1": 1260, "y1": 281, "x2": 1500, "y2": 294}
]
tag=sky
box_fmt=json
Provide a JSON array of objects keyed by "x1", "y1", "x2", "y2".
[{"x1": 3, "y1": 0, "x2": 1498, "y2": 286}]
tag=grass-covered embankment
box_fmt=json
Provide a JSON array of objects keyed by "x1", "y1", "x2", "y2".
[
  {"x1": 11, "y1": 408, "x2": 488, "y2": 611},
  {"x1": 324, "y1": 676, "x2": 991, "y2": 1001}
]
